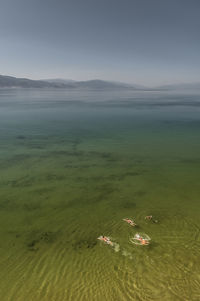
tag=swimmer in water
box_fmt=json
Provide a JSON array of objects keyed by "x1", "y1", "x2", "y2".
[
  {"x1": 145, "y1": 215, "x2": 153, "y2": 220},
  {"x1": 134, "y1": 233, "x2": 150, "y2": 245},
  {"x1": 145, "y1": 215, "x2": 158, "y2": 223},
  {"x1": 98, "y1": 236, "x2": 113, "y2": 246},
  {"x1": 123, "y1": 218, "x2": 137, "y2": 226}
]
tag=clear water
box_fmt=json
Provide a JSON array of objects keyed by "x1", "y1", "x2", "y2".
[{"x1": 0, "y1": 89, "x2": 200, "y2": 300}]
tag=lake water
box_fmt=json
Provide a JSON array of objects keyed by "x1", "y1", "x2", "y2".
[{"x1": 0, "y1": 89, "x2": 200, "y2": 300}]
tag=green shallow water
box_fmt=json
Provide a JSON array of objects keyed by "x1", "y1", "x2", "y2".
[{"x1": 0, "y1": 89, "x2": 200, "y2": 300}]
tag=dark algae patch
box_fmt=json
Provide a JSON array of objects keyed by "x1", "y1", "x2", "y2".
[
  {"x1": 26, "y1": 230, "x2": 58, "y2": 251},
  {"x1": 72, "y1": 237, "x2": 97, "y2": 252},
  {"x1": 0, "y1": 198, "x2": 18, "y2": 210},
  {"x1": 16, "y1": 135, "x2": 26, "y2": 140},
  {"x1": 0, "y1": 154, "x2": 32, "y2": 169},
  {"x1": 6, "y1": 175, "x2": 35, "y2": 188}
]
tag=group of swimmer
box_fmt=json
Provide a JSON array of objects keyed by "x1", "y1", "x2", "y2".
[{"x1": 98, "y1": 215, "x2": 158, "y2": 247}]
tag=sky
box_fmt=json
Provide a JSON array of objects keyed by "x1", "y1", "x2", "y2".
[{"x1": 0, "y1": 0, "x2": 200, "y2": 86}]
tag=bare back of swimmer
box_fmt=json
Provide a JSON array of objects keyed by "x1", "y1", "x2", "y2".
[
  {"x1": 98, "y1": 236, "x2": 113, "y2": 246},
  {"x1": 123, "y1": 218, "x2": 137, "y2": 226}
]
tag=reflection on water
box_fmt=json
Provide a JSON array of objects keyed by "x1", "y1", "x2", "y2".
[{"x1": 0, "y1": 89, "x2": 200, "y2": 300}]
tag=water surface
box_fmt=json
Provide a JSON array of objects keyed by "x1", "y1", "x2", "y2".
[{"x1": 0, "y1": 89, "x2": 200, "y2": 300}]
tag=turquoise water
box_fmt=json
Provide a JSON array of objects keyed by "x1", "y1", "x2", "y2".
[{"x1": 0, "y1": 89, "x2": 200, "y2": 300}]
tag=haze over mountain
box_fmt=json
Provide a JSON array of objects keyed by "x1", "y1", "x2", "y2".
[
  {"x1": 43, "y1": 78, "x2": 76, "y2": 84},
  {"x1": 0, "y1": 75, "x2": 145, "y2": 90},
  {"x1": 0, "y1": 74, "x2": 199, "y2": 91},
  {"x1": 156, "y1": 82, "x2": 200, "y2": 91},
  {"x1": 0, "y1": 75, "x2": 71, "y2": 89}
]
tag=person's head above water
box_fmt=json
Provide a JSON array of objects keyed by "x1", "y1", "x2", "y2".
[{"x1": 145, "y1": 215, "x2": 152, "y2": 220}]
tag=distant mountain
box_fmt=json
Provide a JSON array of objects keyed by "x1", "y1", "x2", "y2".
[
  {"x1": 0, "y1": 75, "x2": 143, "y2": 90},
  {"x1": 43, "y1": 78, "x2": 76, "y2": 84},
  {"x1": 1, "y1": 75, "x2": 199, "y2": 91},
  {"x1": 44, "y1": 79, "x2": 143, "y2": 90},
  {"x1": 0, "y1": 75, "x2": 73, "y2": 88},
  {"x1": 71, "y1": 79, "x2": 142, "y2": 90}
]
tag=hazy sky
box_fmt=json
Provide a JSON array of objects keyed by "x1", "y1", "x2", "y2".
[{"x1": 0, "y1": 0, "x2": 200, "y2": 86}]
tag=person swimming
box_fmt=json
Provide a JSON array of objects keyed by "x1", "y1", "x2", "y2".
[
  {"x1": 135, "y1": 234, "x2": 149, "y2": 245},
  {"x1": 145, "y1": 215, "x2": 153, "y2": 220},
  {"x1": 145, "y1": 215, "x2": 158, "y2": 223},
  {"x1": 97, "y1": 236, "x2": 113, "y2": 246},
  {"x1": 123, "y1": 218, "x2": 137, "y2": 226},
  {"x1": 130, "y1": 233, "x2": 151, "y2": 246}
]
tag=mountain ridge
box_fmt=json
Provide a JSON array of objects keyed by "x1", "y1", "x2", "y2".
[
  {"x1": 0, "y1": 75, "x2": 199, "y2": 90},
  {"x1": 0, "y1": 75, "x2": 142, "y2": 90}
]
